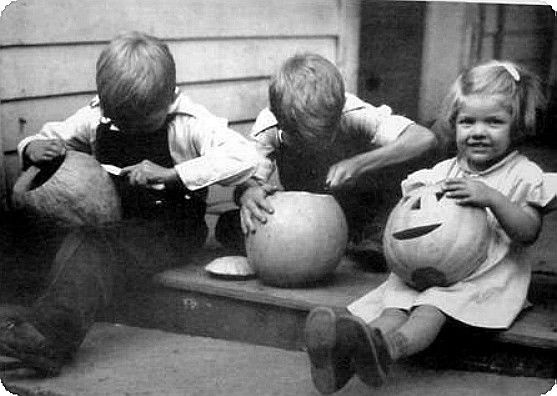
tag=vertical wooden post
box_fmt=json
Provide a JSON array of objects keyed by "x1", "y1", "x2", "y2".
[
  {"x1": 418, "y1": 2, "x2": 468, "y2": 124},
  {"x1": 547, "y1": 21, "x2": 557, "y2": 94},
  {"x1": 541, "y1": 20, "x2": 557, "y2": 144},
  {"x1": 337, "y1": 0, "x2": 361, "y2": 94},
  {"x1": 0, "y1": 48, "x2": 7, "y2": 212},
  {"x1": 459, "y1": 3, "x2": 485, "y2": 69}
]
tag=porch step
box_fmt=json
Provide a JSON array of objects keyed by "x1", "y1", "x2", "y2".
[{"x1": 108, "y1": 248, "x2": 557, "y2": 378}]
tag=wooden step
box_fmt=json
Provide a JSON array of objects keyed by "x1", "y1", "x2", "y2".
[
  {"x1": 107, "y1": 247, "x2": 557, "y2": 377},
  {"x1": 108, "y1": 248, "x2": 383, "y2": 351}
]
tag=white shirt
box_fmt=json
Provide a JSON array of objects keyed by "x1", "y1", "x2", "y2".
[
  {"x1": 249, "y1": 93, "x2": 415, "y2": 182},
  {"x1": 17, "y1": 90, "x2": 261, "y2": 191}
]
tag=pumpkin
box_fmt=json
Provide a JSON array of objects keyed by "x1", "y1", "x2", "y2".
[
  {"x1": 383, "y1": 183, "x2": 489, "y2": 291},
  {"x1": 245, "y1": 191, "x2": 348, "y2": 287},
  {"x1": 12, "y1": 150, "x2": 122, "y2": 227}
]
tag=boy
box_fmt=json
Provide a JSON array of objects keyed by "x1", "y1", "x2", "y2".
[
  {"x1": 0, "y1": 31, "x2": 260, "y2": 376},
  {"x1": 216, "y1": 53, "x2": 438, "y2": 253}
]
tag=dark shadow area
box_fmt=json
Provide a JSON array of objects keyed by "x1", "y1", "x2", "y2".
[
  {"x1": 0, "y1": 210, "x2": 68, "y2": 306},
  {"x1": 411, "y1": 323, "x2": 557, "y2": 379}
]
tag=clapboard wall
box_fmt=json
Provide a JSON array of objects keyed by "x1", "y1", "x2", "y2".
[{"x1": 0, "y1": 0, "x2": 361, "y2": 209}]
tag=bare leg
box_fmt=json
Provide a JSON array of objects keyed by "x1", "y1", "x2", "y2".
[
  {"x1": 384, "y1": 305, "x2": 446, "y2": 361},
  {"x1": 349, "y1": 305, "x2": 445, "y2": 388},
  {"x1": 367, "y1": 307, "x2": 409, "y2": 335}
]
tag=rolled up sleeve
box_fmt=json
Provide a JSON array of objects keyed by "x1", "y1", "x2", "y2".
[
  {"x1": 17, "y1": 105, "x2": 99, "y2": 161},
  {"x1": 173, "y1": 116, "x2": 260, "y2": 191},
  {"x1": 343, "y1": 104, "x2": 415, "y2": 147}
]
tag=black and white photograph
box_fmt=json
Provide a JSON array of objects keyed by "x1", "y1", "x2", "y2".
[{"x1": 0, "y1": 0, "x2": 555, "y2": 394}]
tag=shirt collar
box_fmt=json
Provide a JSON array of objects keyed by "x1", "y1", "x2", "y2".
[
  {"x1": 456, "y1": 150, "x2": 519, "y2": 176},
  {"x1": 166, "y1": 87, "x2": 181, "y2": 113}
]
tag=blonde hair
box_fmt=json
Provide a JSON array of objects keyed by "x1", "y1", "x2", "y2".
[
  {"x1": 96, "y1": 31, "x2": 176, "y2": 127},
  {"x1": 441, "y1": 60, "x2": 546, "y2": 144},
  {"x1": 269, "y1": 53, "x2": 346, "y2": 147}
]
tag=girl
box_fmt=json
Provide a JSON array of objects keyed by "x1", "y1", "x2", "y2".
[{"x1": 304, "y1": 60, "x2": 552, "y2": 394}]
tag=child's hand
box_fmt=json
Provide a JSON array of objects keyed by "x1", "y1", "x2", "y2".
[
  {"x1": 25, "y1": 138, "x2": 66, "y2": 164},
  {"x1": 120, "y1": 160, "x2": 177, "y2": 189},
  {"x1": 239, "y1": 184, "x2": 279, "y2": 234},
  {"x1": 325, "y1": 157, "x2": 362, "y2": 190},
  {"x1": 442, "y1": 177, "x2": 497, "y2": 208}
]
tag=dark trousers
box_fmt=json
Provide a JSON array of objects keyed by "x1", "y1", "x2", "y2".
[{"x1": 29, "y1": 216, "x2": 207, "y2": 357}]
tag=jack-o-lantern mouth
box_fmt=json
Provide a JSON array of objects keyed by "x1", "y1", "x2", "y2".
[{"x1": 392, "y1": 223, "x2": 442, "y2": 240}]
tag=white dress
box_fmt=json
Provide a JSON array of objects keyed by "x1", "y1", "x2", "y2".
[{"x1": 348, "y1": 151, "x2": 553, "y2": 329}]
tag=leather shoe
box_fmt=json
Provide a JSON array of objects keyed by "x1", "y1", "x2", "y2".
[
  {"x1": 0, "y1": 310, "x2": 65, "y2": 377},
  {"x1": 304, "y1": 307, "x2": 355, "y2": 394},
  {"x1": 337, "y1": 315, "x2": 392, "y2": 388}
]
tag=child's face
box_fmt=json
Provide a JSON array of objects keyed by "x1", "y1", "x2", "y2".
[{"x1": 455, "y1": 94, "x2": 513, "y2": 172}]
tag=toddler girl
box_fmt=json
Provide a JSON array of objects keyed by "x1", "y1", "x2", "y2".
[{"x1": 304, "y1": 60, "x2": 553, "y2": 394}]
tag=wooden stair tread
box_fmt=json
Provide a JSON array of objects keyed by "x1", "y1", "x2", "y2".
[
  {"x1": 154, "y1": 250, "x2": 388, "y2": 311},
  {"x1": 153, "y1": 248, "x2": 557, "y2": 350},
  {"x1": 497, "y1": 306, "x2": 557, "y2": 349}
]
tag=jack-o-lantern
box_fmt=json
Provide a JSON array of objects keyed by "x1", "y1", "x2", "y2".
[
  {"x1": 246, "y1": 191, "x2": 348, "y2": 287},
  {"x1": 12, "y1": 151, "x2": 122, "y2": 227},
  {"x1": 383, "y1": 183, "x2": 489, "y2": 291}
]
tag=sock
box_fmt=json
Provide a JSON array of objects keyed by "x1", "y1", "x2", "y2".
[{"x1": 383, "y1": 330, "x2": 409, "y2": 361}]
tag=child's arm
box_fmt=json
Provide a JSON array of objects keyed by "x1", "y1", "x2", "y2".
[
  {"x1": 120, "y1": 160, "x2": 180, "y2": 188},
  {"x1": 327, "y1": 95, "x2": 438, "y2": 190},
  {"x1": 326, "y1": 124, "x2": 436, "y2": 189},
  {"x1": 120, "y1": 117, "x2": 261, "y2": 191},
  {"x1": 237, "y1": 179, "x2": 280, "y2": 234},
  {"x1": 17, "y1": 103, "x2": 99, "y2": 166},
  {"x1": 327, "y1": 96, "x2": 438, "y2": 191},
  {"x1": 247, "y1": 107, "x2": 280, "y2": 183},
  {"x1": 23, "y1": 135, "x2": 67, "y2": 165},
  {"x1": 172, "y1": 115, "x2": 262, "y2": 191},
  {"x1": 443, "y1": 178, "x2": 541, "y2": 244},
  {"x1": 235, "y1": 109, "x2": 282, "y2": 233}
]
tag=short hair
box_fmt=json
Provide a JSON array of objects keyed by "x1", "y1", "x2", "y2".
[
  {"x1": 441, "y1": 60, "x2": 546, "y2": 144},
  {"x1": 96, "y1": 31, "x2": 176, "y2": 126},
  {"x1": 269, "y1": 53, "x2": 346, "y2": 146}
]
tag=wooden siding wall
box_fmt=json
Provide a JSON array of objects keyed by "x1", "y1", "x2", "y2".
[{"x1": 0, "y1": 0, "x2": 361, "y2": 210}]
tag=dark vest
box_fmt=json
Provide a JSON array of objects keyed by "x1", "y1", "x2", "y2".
[
  {"x1": 275, "y1": 132, "x2": 368, "y2": 193},
  {"x1": 94, "y1": 117, "x2": 207, "y2": 223},
  {"x1": 275, "y1": 132, "x2": 380, "y2": 236}
]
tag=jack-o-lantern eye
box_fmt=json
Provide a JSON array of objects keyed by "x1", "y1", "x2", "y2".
[
  {"x1": 410, "y1": 198, "x2": 421, "y2": 210},
  {"x1": 406, "y1": 190, "x2": 445, "y2": 211},
  {"x1": 393, "y1": 191, "x2": 445, "y2": 240}
]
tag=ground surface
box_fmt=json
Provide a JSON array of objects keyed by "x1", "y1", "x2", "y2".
[{"x1": 1, "y1": 323, "x2": 555, "y2": 396}]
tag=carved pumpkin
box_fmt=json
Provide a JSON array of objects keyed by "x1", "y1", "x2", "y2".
[
  {"x1": 245, "y1": 191, "x2": 348, "y2": 287},
  {"x1": 383, "y1": 183, "x2": 489, "y2": 291},
  {"x1": 12, "y1": 150, "x2": 122, "y2": 227}
]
